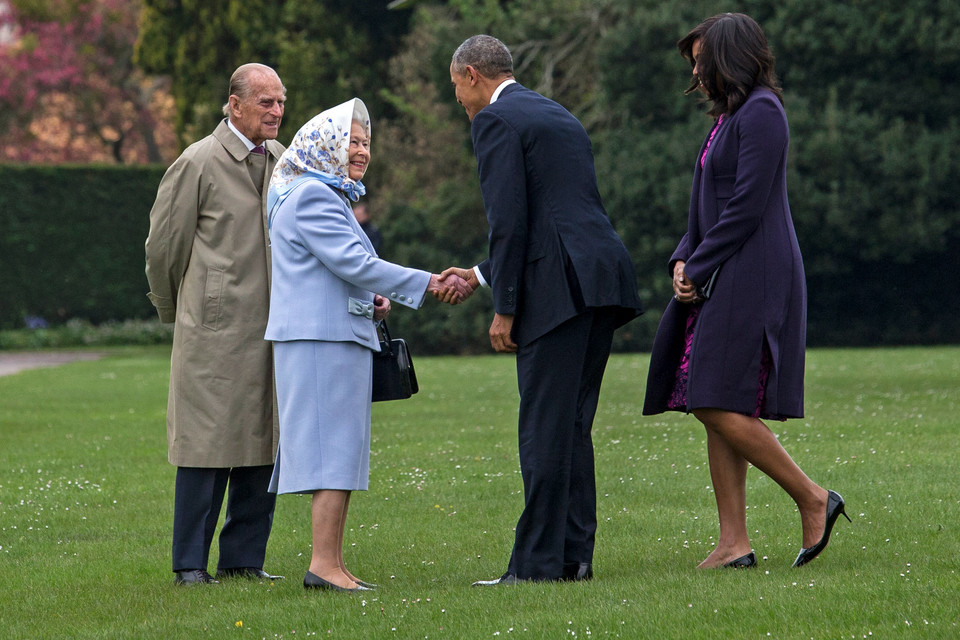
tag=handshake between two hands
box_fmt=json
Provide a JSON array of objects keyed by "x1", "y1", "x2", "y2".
[
  {"x1": 427, "y1": 265, "x2": 518, "y2": 353},
  {"x1": 372, "y1": 266, "x2": 476, "y2": 322},
  {"x1": 428, "y1": 266, "x2": 478, "y2": 305}
]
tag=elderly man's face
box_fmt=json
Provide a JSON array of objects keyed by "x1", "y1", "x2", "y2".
[{"x1": 230, "y1": 71, "x2": 286, "y2": 145}]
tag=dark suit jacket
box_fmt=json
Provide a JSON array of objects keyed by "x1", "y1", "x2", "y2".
[{"x1": 472, "y1": 83, "x2": 641, "y2": 346}]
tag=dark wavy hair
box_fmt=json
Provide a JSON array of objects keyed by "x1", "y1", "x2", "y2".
[{"x1": 678, "y1": 13, "x2": 783, "y2": 117}]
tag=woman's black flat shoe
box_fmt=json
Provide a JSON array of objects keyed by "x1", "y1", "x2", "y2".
[
  {"x1": 793, "y1": 490, "x2": 851, "y2": 567},
  {"x1": 303, "y1": 571, "x2": 372, "y2": 592},
  {"x1": 723, "y1": 551, "x2": 757, "y2": 569}
]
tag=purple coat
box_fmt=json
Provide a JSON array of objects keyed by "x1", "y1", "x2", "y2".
[{"x1": 643, "y1": 89, "x2": 806, "y2": 418}]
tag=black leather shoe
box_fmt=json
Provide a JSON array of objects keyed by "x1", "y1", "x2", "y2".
[
  {"x1": 216, "y1": 567, "x2": 284, "y2": 580},
  {"x1": 722, "y1": 552, "x2": 757, "y2": 569},
  {"x1": 561, "y1": 562, "x2": 594, "y2": 581},
  {"x1": 354, "y1": 580, "x2": 378, "y2": 589},
  {"x1": 793, "y1": 490, "x2": 851, "y2": 568},
  {"x1": 472, "y1": 573, "x2": 527, "y2": 586},
  {"x1": 303, "y1": 571, "x2": 372, "y2": 592},
  {"x1": 174, "y1": 569, "x2": 219, "y2": 585}
]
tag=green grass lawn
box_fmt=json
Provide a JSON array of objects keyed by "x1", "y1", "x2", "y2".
[{"x1": 1, "y1": 345, "x2": 957, "y2": 639}]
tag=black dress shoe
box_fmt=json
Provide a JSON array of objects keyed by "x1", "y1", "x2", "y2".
[
  {"x1": 472, "y1": 573, "x2": 527, "y2": 586},
  {"x1": 561, "y1": 562, "x2": 594, "y2": 581},
  {"x1": 216, "y1": 567, "x2": 284, "y2": 580},
  {"x1": 174, "y1": 569, "x2": 219, "y2": 585},
  {"x1": 793, "y1": 490, "x2": 852, "y2": 568},
  {"x1": 354, "y1": 580, "x2": 378, "y2": 589},
  {"x1": 303, "y1": 571, "x2": 372, "y2": 592},
  {"x1": 722, "y1": 552, "x2": 757, "y2": 569}
]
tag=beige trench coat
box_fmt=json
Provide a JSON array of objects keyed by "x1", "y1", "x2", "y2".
[{"x1": 145, "y1": 120, "x2": 283, "y2": 467}]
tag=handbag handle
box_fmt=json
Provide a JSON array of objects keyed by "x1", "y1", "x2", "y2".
[{"x1": 376, "y1": 319, "x2": 394, "y2": 355}]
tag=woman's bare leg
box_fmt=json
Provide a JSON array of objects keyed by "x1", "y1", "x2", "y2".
[
  {"x1": 336, "y1": 492, "x2": 363, "y2": 584},
  {"x1": 309, "y1": 489, "x2": 355, "y2": 588},
  {"x1": 694, "y1": 408, "x2": 828, "y2": 549},
  {"x1": 696, "y1": 428, "x2": 752, "y2": 568}
]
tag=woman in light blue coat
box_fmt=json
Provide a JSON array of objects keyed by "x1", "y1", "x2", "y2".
[{"x1": 265, "y1": 98, "x2": 466, "y2": 592}]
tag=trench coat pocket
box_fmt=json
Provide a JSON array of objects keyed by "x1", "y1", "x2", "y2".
[{"x1": 201, "y1": 267, "x2": 224, "y2": 331}]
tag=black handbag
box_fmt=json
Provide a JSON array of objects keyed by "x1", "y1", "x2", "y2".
[
  {"x1": 371, "y1": 320, "x2": 418, "y2": 402},
  {"x1": 698, "y1": 267, "x2": 720, "y2": 300}
]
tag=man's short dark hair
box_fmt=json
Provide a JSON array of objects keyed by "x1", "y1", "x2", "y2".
[{"x1": 452, "y1": 35, "x2": 513, "y2": 78}]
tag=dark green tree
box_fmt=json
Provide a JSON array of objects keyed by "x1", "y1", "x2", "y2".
[
  {"x1": 274, "y1": 2, "x2": 411, "y2": 134},
  {"x1": 135, "y1": 1, "x2": 410, "y2": 148},
  {"x1": 373, "y1": 0, "x2": 658, "y2": 352},
  {"x1": 135, "y1": 0, "x2": 279, "y2": 145},
  {"x1": 757, "y1": 0, "x2": 960, "y2": 343},
  {"x1": 594, "y1": 0, "x2": 960, "y2": 345},
  {"x1": 131, "y1": 0, "x2": 960, "y2": 348}
]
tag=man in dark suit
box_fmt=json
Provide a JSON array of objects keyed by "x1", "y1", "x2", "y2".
[{"x1": 441, "y1": 35, "x2": 643, "y2": 585}]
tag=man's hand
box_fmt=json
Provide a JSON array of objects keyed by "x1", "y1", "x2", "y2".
[
  {"x1": 436, "y1": 266, "x2": 479, "y2": 304},
  {"x1": 430, "y1": 267, "x2": 479, "y2": 304},
  {"x1": 440, "y1": 266, "x2": 480, "y2": 290},
  {"x1": 489, "y1": 313, "x2": 517, "y2": 353},
  {"x1": 427, "y1": 273, "x2": 470, "y2": 304}
]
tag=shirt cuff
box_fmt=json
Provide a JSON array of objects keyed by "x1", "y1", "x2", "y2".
[{"x1": 473, "y1": 265, "x2": 488, "y2": 288}]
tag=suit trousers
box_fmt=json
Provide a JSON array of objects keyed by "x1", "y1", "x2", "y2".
[
  {"x1": 507, "y1": 307, "x2": 619, "y2": 580},
  {"x1": 172, "y1": 465, "x2": 276, "y2": 572}
]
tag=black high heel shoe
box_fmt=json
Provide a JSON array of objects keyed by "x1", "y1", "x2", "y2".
[
  {"x1": 792, "y1": 490, "x2": 851, "y2": 567},
  {"x1": 303, "y1": 571, "x2": 372, "y2": 592},
  {"x1": 723, "y1": 551, "x2": 757, "y2": 569}
]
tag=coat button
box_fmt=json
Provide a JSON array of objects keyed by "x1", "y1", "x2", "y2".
[{"x1": 391, "y1": 292, "x2": 398, "y2": 299}]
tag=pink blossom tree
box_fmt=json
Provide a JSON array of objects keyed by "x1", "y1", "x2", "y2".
[{"x1": 0, "y1": 0, "x2": 176, "y2": 164}]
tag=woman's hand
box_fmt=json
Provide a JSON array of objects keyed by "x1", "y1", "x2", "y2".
[
  {"x1": 673, "y1": 261, "x2": 700, "y2": 304},
  {"x1": 373, "y1": 295, "x2": 391, "y2": 321}
]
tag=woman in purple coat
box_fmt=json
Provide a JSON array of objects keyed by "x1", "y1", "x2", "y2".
[{"x1": 643, "y1": 13, "x2": 848, "y2": 569}]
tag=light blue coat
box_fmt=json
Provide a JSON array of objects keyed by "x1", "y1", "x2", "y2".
[{"x1": 265, "y1": 180, "x2": 431, "y2": 348}]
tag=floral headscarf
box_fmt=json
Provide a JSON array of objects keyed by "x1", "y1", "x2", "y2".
[{"x1": 268, "y1": 98, "x2": 371, "y2": 225}]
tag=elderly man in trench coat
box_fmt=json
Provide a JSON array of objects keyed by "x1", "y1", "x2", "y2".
[{"x1": 145, "y1": 63, "x2": 286, "y2": 585}]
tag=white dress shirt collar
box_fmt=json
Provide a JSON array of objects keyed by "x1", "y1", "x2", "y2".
[
  {"x1": 227, "y1": 119, "x2": 258, "y2": 151},
  {"x1": 489, "y1": 78, "x2": 517, "y2": 104}
]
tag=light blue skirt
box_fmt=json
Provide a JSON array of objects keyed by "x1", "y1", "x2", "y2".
[{"x1": 269, "y1": 340, "x2": 373, "y2": 494}]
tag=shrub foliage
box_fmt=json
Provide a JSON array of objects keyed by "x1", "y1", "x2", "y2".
[{"x1": 3, "y1": 1, "x2": 958, "y2": 349}]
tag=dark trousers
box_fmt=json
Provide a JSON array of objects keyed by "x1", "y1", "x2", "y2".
[
  {"x1": 172, "y1": 465, "x2": 276, "y2": 573},
  {"x1": 507, "y1": 308, "x2": 618, "y2": 580}
]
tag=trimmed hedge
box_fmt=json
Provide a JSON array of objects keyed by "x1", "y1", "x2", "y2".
[
  {"x1": 0, "y1": 165, "x2": 164, "y2": 330},
  {"x1": 3, "y1": 162, "x2": 956, "y2": 351}
]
